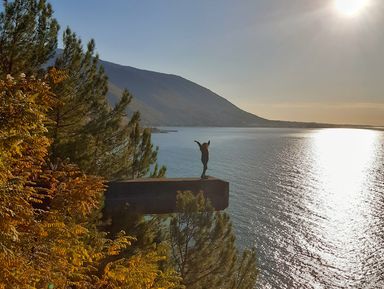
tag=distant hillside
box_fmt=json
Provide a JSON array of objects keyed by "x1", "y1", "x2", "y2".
[
  {"x1": 51, "y1": 50, "x2": 331, "y2": 127},
  {"x1": 101, "y1": 60, "x2": 276, "y2": 127}
]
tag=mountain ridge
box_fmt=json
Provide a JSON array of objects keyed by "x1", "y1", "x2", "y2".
[
  {"x1": 101, "y1": 58, "x2": 275, "y2": 127},
  {"x1": 52, "y1": 50, "x2": 339, "y2": 128}
]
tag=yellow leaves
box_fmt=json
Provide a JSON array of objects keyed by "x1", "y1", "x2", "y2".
[
  {"x1": 9, "y1": 139, "x2": 24, "y2": 156},
  {"x1": 52, "y1": 246, "x2": 66, "y2": 256},
  {"x1": 45, "y1": 222, "x2": 66, "y2": 229},
  {"x1": 97, "y1": 246, "x2": 183, "y2": 289},
  {"x1": 107, "y1": 236, "x2": 132, "y2": 256},
  {"x1": 39, "y1": 230, "x2": 48, "y2": 237},
  {"x1": 92, "y1": 252, "x2": 104, "y2": 260},
  {"x1": 0, "y1": 73, "x2": 182, "y2": 288},
  {"x1": 0, "y1": 75, "x2": 53, "y2": 183},
  {"x1": 72, "y1": 225, "x2": 88, "y2": 236},
  {"x1": 107, "y1": 246, "x2": 122, "y2": 256},
  {"x1": 47, "y1": 67, "x2": 68, "y2": 85},
  {"x1": 0, "y1": 73, "x2": 66, "y2": 287},
  {"x1": 71, "y1": 253, "x2": 84, "y2": 267}
]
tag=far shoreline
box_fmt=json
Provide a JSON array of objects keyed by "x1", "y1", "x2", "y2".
[{"x1": 149, "y1": 124, "x2": 383, "y2": 132}]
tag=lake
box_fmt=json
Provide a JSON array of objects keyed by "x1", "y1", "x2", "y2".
[{"x1": 152, "y1": 127, "x2": 384, "y2": 289}]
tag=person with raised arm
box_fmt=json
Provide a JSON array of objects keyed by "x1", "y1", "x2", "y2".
[{"x1": 194, "y1": 140, "x2": 210, "y2": 179}]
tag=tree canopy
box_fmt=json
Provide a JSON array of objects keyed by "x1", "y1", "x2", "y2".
[
  {"x1": 0, "y1": 0, "x2": 59, "y2": 76},
  {"x1": 0, "y1": 71, "x2": 182, "y2": 288},
  {"x1": 169, "y1": 192, "x2": 258, "y2": 289}
]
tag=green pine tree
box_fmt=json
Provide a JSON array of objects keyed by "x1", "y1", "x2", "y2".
[
  {"x1": 169, "y1": 192, "x2": 258, "y2": 289},
  {"x1": 0, "y1": 0, "x2": 59, "y2": 76},
  {"x1": 49, "y1": 28, "x2": 165, "y2": 180}
]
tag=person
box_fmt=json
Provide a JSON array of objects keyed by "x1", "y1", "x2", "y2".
[{"x1": 194, "y1": 140, "x2": 210, "y2": 179}]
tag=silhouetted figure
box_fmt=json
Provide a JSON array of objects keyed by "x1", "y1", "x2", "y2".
[{"x1": 195, "y1": 140, "x2": 210, "y2": 179}]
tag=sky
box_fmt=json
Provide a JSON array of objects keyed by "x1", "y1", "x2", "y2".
[{"x1": 49, "y1": 0, "x2": 384, "y2": 126}]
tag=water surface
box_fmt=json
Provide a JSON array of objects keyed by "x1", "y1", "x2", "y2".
[{"x1": 152, "y1": 127, "x2": 384, "y2": 288}]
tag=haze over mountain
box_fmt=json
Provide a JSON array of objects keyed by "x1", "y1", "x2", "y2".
[
  {"x1": 102, "y1": 59, "x2": 274, "y2": 127},
  {"x1": 51, "y1": 50, "x2": 328, "y2": 127}
]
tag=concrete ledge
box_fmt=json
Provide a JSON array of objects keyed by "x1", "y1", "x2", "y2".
[{"x1": 103, "y1": 177, "x2": 229, "y2": 215}]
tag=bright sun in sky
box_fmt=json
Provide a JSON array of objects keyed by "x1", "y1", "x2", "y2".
[{"x1": 334, "y1": 0, "x2": 370, "y2": 17}]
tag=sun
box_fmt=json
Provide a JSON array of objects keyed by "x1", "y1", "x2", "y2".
[{"x1": 334, "y1": 0, "x2": 370, "y2": 17}]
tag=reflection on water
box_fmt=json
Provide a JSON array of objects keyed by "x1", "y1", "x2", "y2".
[
  {"x1": 152, "y1": 128, "x2": 384, "y2": 288},
  {"x1": 305, "y1": 129, "x2": 383, "y2": 288}
]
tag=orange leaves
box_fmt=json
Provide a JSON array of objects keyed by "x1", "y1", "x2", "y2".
[
  {"x1": 0, "y1": 74, "x2": 52, "y2": 252},
  {"x1": 0, "y1": 73, "x2": 182, "y2": 288},
  {"x1": 35, "y1": 161, "x2": 105, "y2": 221},
  {"x1": 99, "y1": 249, "x2": 182, "y2": 289},
  {"x1": 0, "y1": 72, "x2": 57, "y2": 183},
  {"x1": 47, "y1": 67, "x2": 68, "y2": 85},
  {"x1": 0, "y1": 73, "x2": 71, "y2": 287},
  {"x1": 107, "y1": 234, "x2": 133, "y2": 256}
]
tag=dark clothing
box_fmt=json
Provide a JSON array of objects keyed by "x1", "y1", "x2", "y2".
[
  {"x1": 195, "y1": 140, "x2": 210, "y2": 179},
  {"x1": 200, "y1": 147, "x2": 209, "y2": 164}
]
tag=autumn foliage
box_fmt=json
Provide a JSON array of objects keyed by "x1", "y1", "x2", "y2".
[{"x1": 0, "y1": 72, "x2": 181, "y2": 288}]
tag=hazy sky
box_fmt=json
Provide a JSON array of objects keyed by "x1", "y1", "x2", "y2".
[{"x1": 49, "y1": 0, "x2": 384, "y2": 126}]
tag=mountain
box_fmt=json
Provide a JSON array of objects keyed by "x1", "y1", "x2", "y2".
[
  {"x1": 102, "y1": 60, "x2": 275, "y2": 127},
  {"x1": 51, "y1": 50, "x2": 329, "y2": 127}
]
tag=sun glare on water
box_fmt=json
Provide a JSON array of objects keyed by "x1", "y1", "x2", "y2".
[{"x1": 334, "y1": 0, "x2": 370, "y2": 17}]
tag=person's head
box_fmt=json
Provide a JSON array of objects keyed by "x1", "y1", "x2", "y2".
[{"x1": 202, "y1": 141, "x2": 210, "y2": 150}]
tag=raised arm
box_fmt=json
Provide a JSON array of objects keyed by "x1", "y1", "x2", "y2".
[{"x1": 194, "y1": 140, "x2": 202, "y2": 148}]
